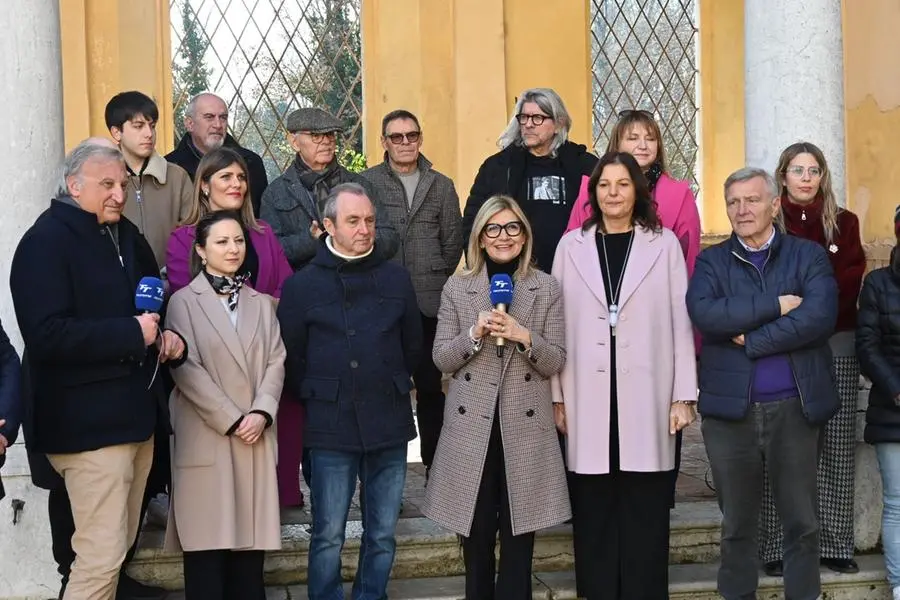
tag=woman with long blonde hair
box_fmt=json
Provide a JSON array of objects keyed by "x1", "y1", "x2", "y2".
[{"x1": 758, "y1": 141, "x2": 867, "y2": 576}]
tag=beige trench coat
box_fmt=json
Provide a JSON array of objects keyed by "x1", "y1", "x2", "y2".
[
  {"x1": 164, "y1": 275, "x2": 286, "y2": 552},
  {"x1": 422, "y1": 268, "x2": 571, "y2": 537}
]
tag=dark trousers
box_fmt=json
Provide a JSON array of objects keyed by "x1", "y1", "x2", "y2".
[
  {"x1": 182, "y1": 549, "x2": 265, "y2": 600},
  {"x1": 702, "y1": 397, "x2": 821, "y2": 600},
  {"x1": 414, "y1": 314, "x2": 444, "y2": 471},
  {"x1": 462, "y1": 410, "x2": 535, "y2": 600},
  {"x1": 571, "y1": 470, "x2": 671, "y2": 600},
  {"x1": 49, "y1": 427, "x2": 171, "y2": 588}
]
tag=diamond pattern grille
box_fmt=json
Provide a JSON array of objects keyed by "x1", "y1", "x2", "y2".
[
  {"x1": 170, "y1": 0, "x2": 363, "y2": 180},
  {"x1": 590, "y1": 0, "x2": 699, "y2": 192}
]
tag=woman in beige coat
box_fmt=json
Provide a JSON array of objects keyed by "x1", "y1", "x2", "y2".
[
  {"x1": 165, "y1": 210, "x2": 286, "y2": 600},
  {"x1": 423, "y1": 195, "x2": 569, "y2": 600}
]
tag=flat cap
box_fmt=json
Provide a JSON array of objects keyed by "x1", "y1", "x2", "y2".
[{"x1": 285, "y1": 107, "x2": 345, "y2": 134}]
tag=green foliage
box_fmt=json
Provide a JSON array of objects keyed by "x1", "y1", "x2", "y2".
[
  {"x1": 338, "y1": 146, "x2": 367, "y2": 173},
  {"x1": 172, "y1": 1, "x2": 212, "y2": 141}
]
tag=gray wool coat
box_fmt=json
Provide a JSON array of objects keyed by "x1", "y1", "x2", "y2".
[
  {"x1": 422, "y1": 268, "x2": 571, "y2": 537},
  {"x1": 361, "y1": 154, "x2": 463, "y2": 318}
]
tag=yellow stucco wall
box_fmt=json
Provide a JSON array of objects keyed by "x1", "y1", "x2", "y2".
[
  {"x1": 59, "y1": 0, "x2": 174, "y2": 153},
  {"x1": 361, "y1": 0, "x2": 594, "y2": 203},
  {"x1": 844, "y1": 0, "x2": 900, "y2": 242}
]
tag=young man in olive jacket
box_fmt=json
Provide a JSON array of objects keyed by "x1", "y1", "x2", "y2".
[{"x1": 278, "y1": 182, "x2": 422, "y2": 600}]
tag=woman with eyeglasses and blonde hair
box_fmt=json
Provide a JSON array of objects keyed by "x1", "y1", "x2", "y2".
[
  {"x1": 758, "y1": 141, "x2": 866, "y2": 577},
  {"x1": 423, "y1": 195, "x2": 569, "y2": 600}
]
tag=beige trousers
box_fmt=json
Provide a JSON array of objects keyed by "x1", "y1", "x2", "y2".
[{"x1": 48, "y1": 437, "x2": 154, "y2": 600}]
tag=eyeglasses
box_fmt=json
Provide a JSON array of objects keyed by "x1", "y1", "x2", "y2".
[
  {"x1": 483, "y1": 221, "x2": 524, "y2": 238},
  {"x1": 618, "y1": 109, "x2": 655, "y2": 120},
  {"x1": 785, "y1": 166, "x2": 823, "y2": 178},
  {"x1": 516, "y1": 113, "x2": 551, "y2": 126},
  {"x1": 297, "y1": 131, "x2": 337, "y2": 144},
  {"x1": 386, "y1": 131, "x2": 421, "y2": 144}
]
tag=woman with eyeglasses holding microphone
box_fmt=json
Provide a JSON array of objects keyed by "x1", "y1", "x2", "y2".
[
  {"x1": 424, "y1": 195, "x2": 569, "y2": 600},
  {"x1": 757, "y1": 142, "x2": 866, "y2": 577}
]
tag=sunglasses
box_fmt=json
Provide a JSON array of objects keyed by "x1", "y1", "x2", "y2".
[
  {"x1": 385, "y1": 131, "x2": 421, "y2": 144},
  {"x1": 617, "y1": 109, "x2": 655, "y2": 119}
]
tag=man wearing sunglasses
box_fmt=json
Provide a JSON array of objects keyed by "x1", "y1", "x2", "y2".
[
  {"x1": 362, "y1": 110, "x2": 464, "y2": 482},
  {"x1": 463, "y1": 87, "x2": 598, "y2": 272},
  {"x1": 261, "y1": 107, "x2": 399, "y2": 271}
]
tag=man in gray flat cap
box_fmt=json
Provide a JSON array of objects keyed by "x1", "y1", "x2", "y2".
[{"x1": 260, "y1": 107, "x2": 399, "y2": 269}]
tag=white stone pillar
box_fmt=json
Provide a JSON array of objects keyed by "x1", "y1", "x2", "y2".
[
  {"x1": 744, "y1": 0, "x2": 846, "y2": 205},
  {"x1": 0, "y1": 1, "x2": 66, "y2": 597}
]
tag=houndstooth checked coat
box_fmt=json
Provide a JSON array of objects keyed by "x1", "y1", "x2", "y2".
[{"x1": 422, "y1": 267, "x2": 571, "y2": 537}]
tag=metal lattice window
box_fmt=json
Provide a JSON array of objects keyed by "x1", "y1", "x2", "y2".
[
  {"x1": 590, "y1": 0, "x2": 699, "y2": 192},
  {"x1": 170, "y1": 0, "x2": 364, "y2": 180}
]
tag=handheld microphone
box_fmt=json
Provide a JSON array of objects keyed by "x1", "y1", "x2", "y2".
[
  {"x1": 135, "y1": 276, "x2": 165, "y2": 389},
  {"x1": 489, "y1": 274, "x2": 514, "y2": 357},
  {"x1": 135, "y1": 276, "x2": 165, "y2": 313}
]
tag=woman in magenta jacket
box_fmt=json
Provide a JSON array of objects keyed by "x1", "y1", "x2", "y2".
[
  {"x1": 166, "y1": 147, "x2": 304, "y2": 509},
  {"x1": 566, "y1": 110, "x2": 701, "y2": 276}
]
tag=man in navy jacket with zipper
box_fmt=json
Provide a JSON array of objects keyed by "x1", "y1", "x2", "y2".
[{"x1": 687, "y1": 167, "x2": 838, "y2": 600}]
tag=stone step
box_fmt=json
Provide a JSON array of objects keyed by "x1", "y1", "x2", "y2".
[
  {"x1": 129, "y1": 501, "x2": 722, "y2": 590},
  {"x1": 163, "y1": 555, "x2": 891, "y2": 599}
]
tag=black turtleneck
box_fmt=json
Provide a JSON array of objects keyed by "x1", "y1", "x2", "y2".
[{"x1": 485, "y1": 254, "x2": 520, "y2": 279}]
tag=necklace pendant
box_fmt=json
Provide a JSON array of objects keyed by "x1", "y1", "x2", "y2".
[
  {"x1": 135, "y1": 189, "x2": 142, "y2": 203},
  {"x1": 801, "y1": 210, "x2": 807, "y2": 221},
  {"x1": 609, "y1": 304, "x2": 619, "y2": 328}
]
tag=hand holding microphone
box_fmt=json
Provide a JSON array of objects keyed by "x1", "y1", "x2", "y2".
[{"x1": 134, "y1": 276, "x2": 165, "y2": 347}]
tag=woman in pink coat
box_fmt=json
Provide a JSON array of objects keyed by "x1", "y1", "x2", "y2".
[
  {"x1": 166, "y1": 147, "x2": 305, "y2": 510},
  {"x1": 552, "y1": 152, "x2": 697, "y2": 599}
]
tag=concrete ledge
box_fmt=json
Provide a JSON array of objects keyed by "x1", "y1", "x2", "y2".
[
  {"x1": 128, "y1": 501, "x2": 722, "y2": 590},
  {"x1": 180, "y1": 555, "x2": 886, "y2": 600}
]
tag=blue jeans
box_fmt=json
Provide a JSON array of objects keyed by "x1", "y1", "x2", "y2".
[
  {"x1": 877, "y1": 444, "x2": 900, "y2": 588},
  {"x1": 307, "y1": 444, "x2": 407, "y2": 600}
]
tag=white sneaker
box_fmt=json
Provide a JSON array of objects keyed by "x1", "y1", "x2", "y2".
[{"x1": 892, "y1": 585, "x2": 900, "y2": 600}]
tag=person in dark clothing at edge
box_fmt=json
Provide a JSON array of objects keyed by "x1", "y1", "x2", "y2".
[
  {"x1": 165, "y1": 92, "x2": 269, "y2": 218},
  {"x1": 12, "y1": 139, "x2": 187, "y2": 600},
  {"x1": 462, "y1": 87, "x2": 598, "y2": 272},
  {"x1": 260, "y1": 107, "x2": 400, "y2": 271}
]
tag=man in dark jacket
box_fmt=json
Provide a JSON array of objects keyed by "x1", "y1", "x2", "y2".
[
  {"x1": 260, "y1": 107, "x2": 400, "y2": 271},
  {"x1": 277, "y1": 182, "x2": 422, "y2": 600},
  {"x1": 165, "y1": 92, "x2": 268, "y2": 217},
  {"x1": 0, "y1": 319, "x2": 21, "y2": 502},
  {"x1": 362, "y1": 109, "x2": 463, "y2": 479},
  {"x1": 687, "y1": 167, "x2": 838, "y2": 600},
  {"x1": 462, "y1": 87, "x2": 598, "y2": 272},
  {"x1": 10, "y1": 140, "x2": 186, "y2": 600}
]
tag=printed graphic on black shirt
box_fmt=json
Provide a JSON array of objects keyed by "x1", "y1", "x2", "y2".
[{"x1": 528, "y1": 175, "x2": 567, "y2": 205}]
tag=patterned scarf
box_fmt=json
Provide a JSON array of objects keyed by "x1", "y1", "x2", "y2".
[
  {"x1": 293, "y1": 155, "x2": 341, "y2": 218},
  {"x1": 203, "y1": 269, "x2": 249, "y2": 311}
]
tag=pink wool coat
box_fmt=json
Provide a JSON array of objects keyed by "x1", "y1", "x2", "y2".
[{"x1": 551, "y1": 225, "x2": 697, "y2": 474}]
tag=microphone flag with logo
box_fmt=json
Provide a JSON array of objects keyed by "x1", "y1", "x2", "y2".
[
  {"x1": 489, "y1": 274, "x2": 514, "y2": 357},
  {"x1": 135, "y1": 276, "x2": 164, "y2": 313}
]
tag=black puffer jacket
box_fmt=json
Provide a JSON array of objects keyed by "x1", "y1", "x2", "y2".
[{"x1": 858, "y1": 252, "x2": 900, "y2": 443}]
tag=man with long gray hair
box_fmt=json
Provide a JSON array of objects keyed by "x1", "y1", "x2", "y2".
[
  {"x1": 10, "y1": 140, "x2": 186, "y2": 600},
  {"x1": 686, "y1": 167, "x2": 838, "y2": 600},
  {"x1": 462, "y1": 87, "x2": 597, "y2": 271}
]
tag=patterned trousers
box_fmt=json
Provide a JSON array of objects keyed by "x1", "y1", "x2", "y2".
[{"x1": 758, "y1": 355, "x2": 859, "y2": 562}]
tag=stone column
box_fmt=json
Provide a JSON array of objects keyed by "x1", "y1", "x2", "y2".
[
  {"x1": 0, "y1": 1, "x2": 66, "y2": 597},
  {"x1": 745, "y1": 2, "x2": 878, "y2": 552},
  {"x1": 744, "y1": 0, "x2": 846, "y2": 204}
]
